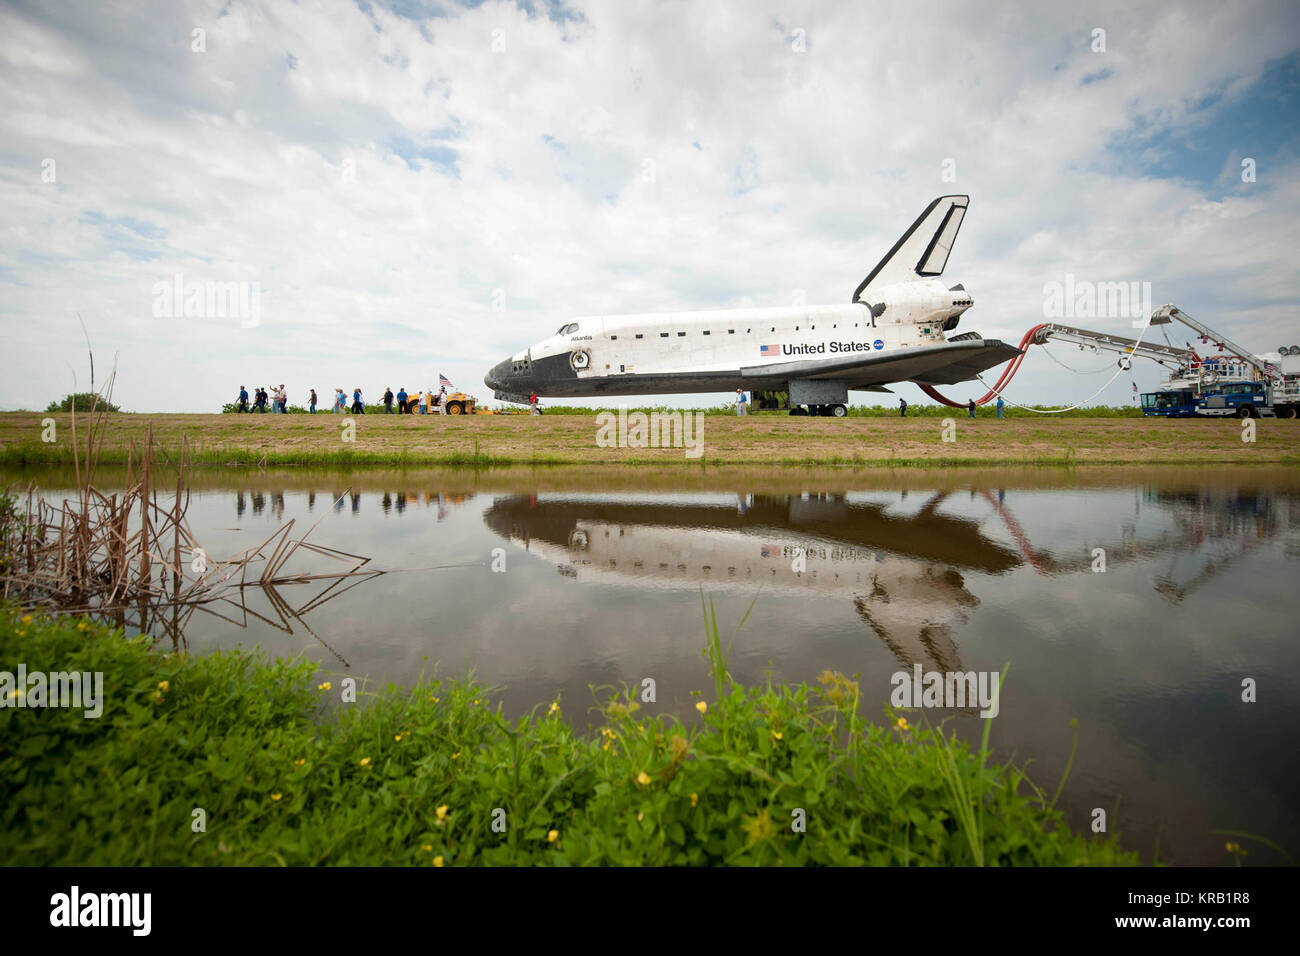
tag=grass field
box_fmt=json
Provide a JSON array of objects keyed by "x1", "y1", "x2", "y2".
[
  {"x1": 1, "y1": 410, "x2": 1297, "y2": 467},
  {"x1": 1, "y1": 603, "x2": 1138, "y2": 865}
]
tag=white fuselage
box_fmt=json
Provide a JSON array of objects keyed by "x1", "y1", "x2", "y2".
[
  {"x1": 485, "y1": 277, "x2": 975, "y2": 398},
  {"x1": 525, "y1": 279, "x2": 965, "y2": 374}
]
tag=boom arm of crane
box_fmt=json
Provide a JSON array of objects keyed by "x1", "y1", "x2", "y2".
[
  {"x1": 920, "y1": 304, "x2": 1283, "y2": 408},
  {"x1": 1031, "y1": 322, "x2": 1191, "y2": 365},
  {"x1": 1149, "y1": 304, "x2": 1279, "y2": 379}
]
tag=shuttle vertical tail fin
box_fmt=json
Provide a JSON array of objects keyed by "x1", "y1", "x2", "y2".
[{"x1": 853, "y1": 195, "x2": 969, "y2": 302}]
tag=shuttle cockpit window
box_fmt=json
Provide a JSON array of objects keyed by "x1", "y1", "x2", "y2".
[{"x1": 556, "y1": 322, "x2": 579, "y2": 336}]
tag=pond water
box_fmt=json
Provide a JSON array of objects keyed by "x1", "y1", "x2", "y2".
[{"x1": 11, "y1": 464, "x2": 1299, "y2": 865}]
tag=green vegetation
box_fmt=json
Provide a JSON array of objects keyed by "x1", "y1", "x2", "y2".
[
  {"x1": 0, "y1": 603, "x2": 1136, "y2": 866},
  {"x1": 222, "y1": 402, "x2": 378, "y2": 415},
  {"x1": 513, "y1": 403, "x2": 1143, "y2": 418},
  {"x1": 1, "y1": 412, "x2": 1294, "y2": 468},
  {"x1": 44, "y1": 393, "x2": 123, "y2": 414},
  {"x1": 213, "y1": 399, "x2": 1143, "y2": 418}
]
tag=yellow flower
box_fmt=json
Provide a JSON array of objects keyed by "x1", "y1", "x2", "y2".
[
  {"x1": 293, "y1": 758, "x2": 305, "y2": 766},
  {"x1": 548, "y1": 701, "x2": 559, "y2": 715},
  {"x1": 318, "y1": 681, "x2": 332, "y2": 691},
  {"x1": 271, "y1": 793, "x2": 282, "y2": 801},
  {"x1": 20, "y1": 615, "x2": 33, "y2": 624},
  {"x1": 428, "y1": 694, "x2": 440, "y2": 702},
  {"x1": 421, "y1": 844, "x2": 432, "y2": 852},
  {"x1": 696, "y1": 701, "x2": 707, "y2": 714},
  {"x1": 636, "y1": 771, "x2": 651, "y2": 786},
  {"x1": 394, "y1": 733, "x2": 405, "y2": 742},
  {"x1": 436, "y1": 805, "x2": 449, "y2": 822},
  {"x1": 547, "y1": 830, "x2": 558, "y2": 843},
  {"x1": 157, "y1": 680, "x2": 170, "y2": 692},
  {"x1": 894, "y1": 716, "x2": 909, "y2": 731},
  {"x1": 451, "y1": 752, "x2": 461, "y2": 760},
  {"x1": 771, "y1": 731, "x2": 783, "y2": 741},
  {"x1": 690, "y1": 793, "x2": 699, "y2": 807},
  {"x1": 359, "y1": 757, "x2": 371, "y2": 767},
  {"x1": 433, "y1": 855, "x2": 444, "y2": 867},
  {"x1": 151, "y1": 690, "x2": 164, "y2": 704}
]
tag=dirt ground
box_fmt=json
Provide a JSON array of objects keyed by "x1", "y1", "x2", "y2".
[{"x1": 2, "y1": 411, "x2": 1297, "y2": 466}]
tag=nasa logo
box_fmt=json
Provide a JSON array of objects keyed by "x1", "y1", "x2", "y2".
[{"x1": 873, "y1": 339, "x2": 884, "y2": 350}]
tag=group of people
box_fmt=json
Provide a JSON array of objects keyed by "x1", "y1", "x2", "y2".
[
  {"x1": 236, "y1": 384, "x2": 462, "y2": 415},
  {"x1": 236, "y1": 385, "x2": 289, "y2": 413},
  {"x1": 392, "y1": 385, "x2": 452, "y2": 414},
  {"x1": 897, "y1": 397, "x2": 1005, "y2": 418},
  {"x1": 233, "y1": 385, "x2": 387, "y2": 414}
]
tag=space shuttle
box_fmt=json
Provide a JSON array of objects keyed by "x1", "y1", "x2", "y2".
[
  {"x1": 481, "y1": 492, "x2": 1023, "y2": 674},
  {"x1": 484, "y1": 196, "x2": 1020, "y2": 416}
]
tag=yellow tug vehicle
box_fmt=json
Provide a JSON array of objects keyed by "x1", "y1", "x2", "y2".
[{"x1": 400, "y1": 391, "x2": 480, "y2": 415}]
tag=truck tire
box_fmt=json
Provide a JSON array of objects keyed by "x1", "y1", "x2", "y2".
[
  {"x1": 1238, "y1": 405, "x2": 1255, "y2": 419},
  {"x1": 448, "y1": 401, "x2": 465, "y2": 415}
]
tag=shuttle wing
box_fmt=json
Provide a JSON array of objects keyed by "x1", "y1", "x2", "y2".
[
  {"x1": 740, "y1": 337, "x2": 1019, "y2": 390},
  {"x1": 853, "y1": 195, "x2": 969, "y2": 301}
]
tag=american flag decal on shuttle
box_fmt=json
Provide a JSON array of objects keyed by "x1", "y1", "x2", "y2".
[{"x1": 759, "y1": 344, "x2": 779, "y2": 356}]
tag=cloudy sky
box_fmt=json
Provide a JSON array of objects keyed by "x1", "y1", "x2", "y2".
[{"x1": 1, "y1": 0, "x2": 1297, "y2": 412}]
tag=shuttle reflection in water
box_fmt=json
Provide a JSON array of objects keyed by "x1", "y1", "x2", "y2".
[
  {"x1": 482, "y1": 486, "x2": 1296, "y2": 678},
  {"x1": 483, "y1": 492, "x2": 1022, "y2": 674}
]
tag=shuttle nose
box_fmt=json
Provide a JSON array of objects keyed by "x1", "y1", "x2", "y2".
[{"x1": 485, "y1": 358, "x2": 510, "y2": 392}]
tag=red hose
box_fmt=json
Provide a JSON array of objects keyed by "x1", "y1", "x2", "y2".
[{"x1": 918, "y1": 323, "x2": 1048, "y2": 407}]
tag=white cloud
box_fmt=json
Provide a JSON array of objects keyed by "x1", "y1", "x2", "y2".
[{"x1": 0, "y1": 0, "x2": 1296, "y2": 411}]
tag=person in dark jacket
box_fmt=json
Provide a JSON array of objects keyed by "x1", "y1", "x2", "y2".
[{"x1": 383, "y1": 387, "x2": 394, "y2": 413}]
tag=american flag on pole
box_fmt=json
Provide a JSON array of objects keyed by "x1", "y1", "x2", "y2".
[
  {"x1": 439, "y1": 374, "x2": 454, "y2": 389},
  {"x1": 759, "y1": 344, "x2": 779, "y2": 357}
]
